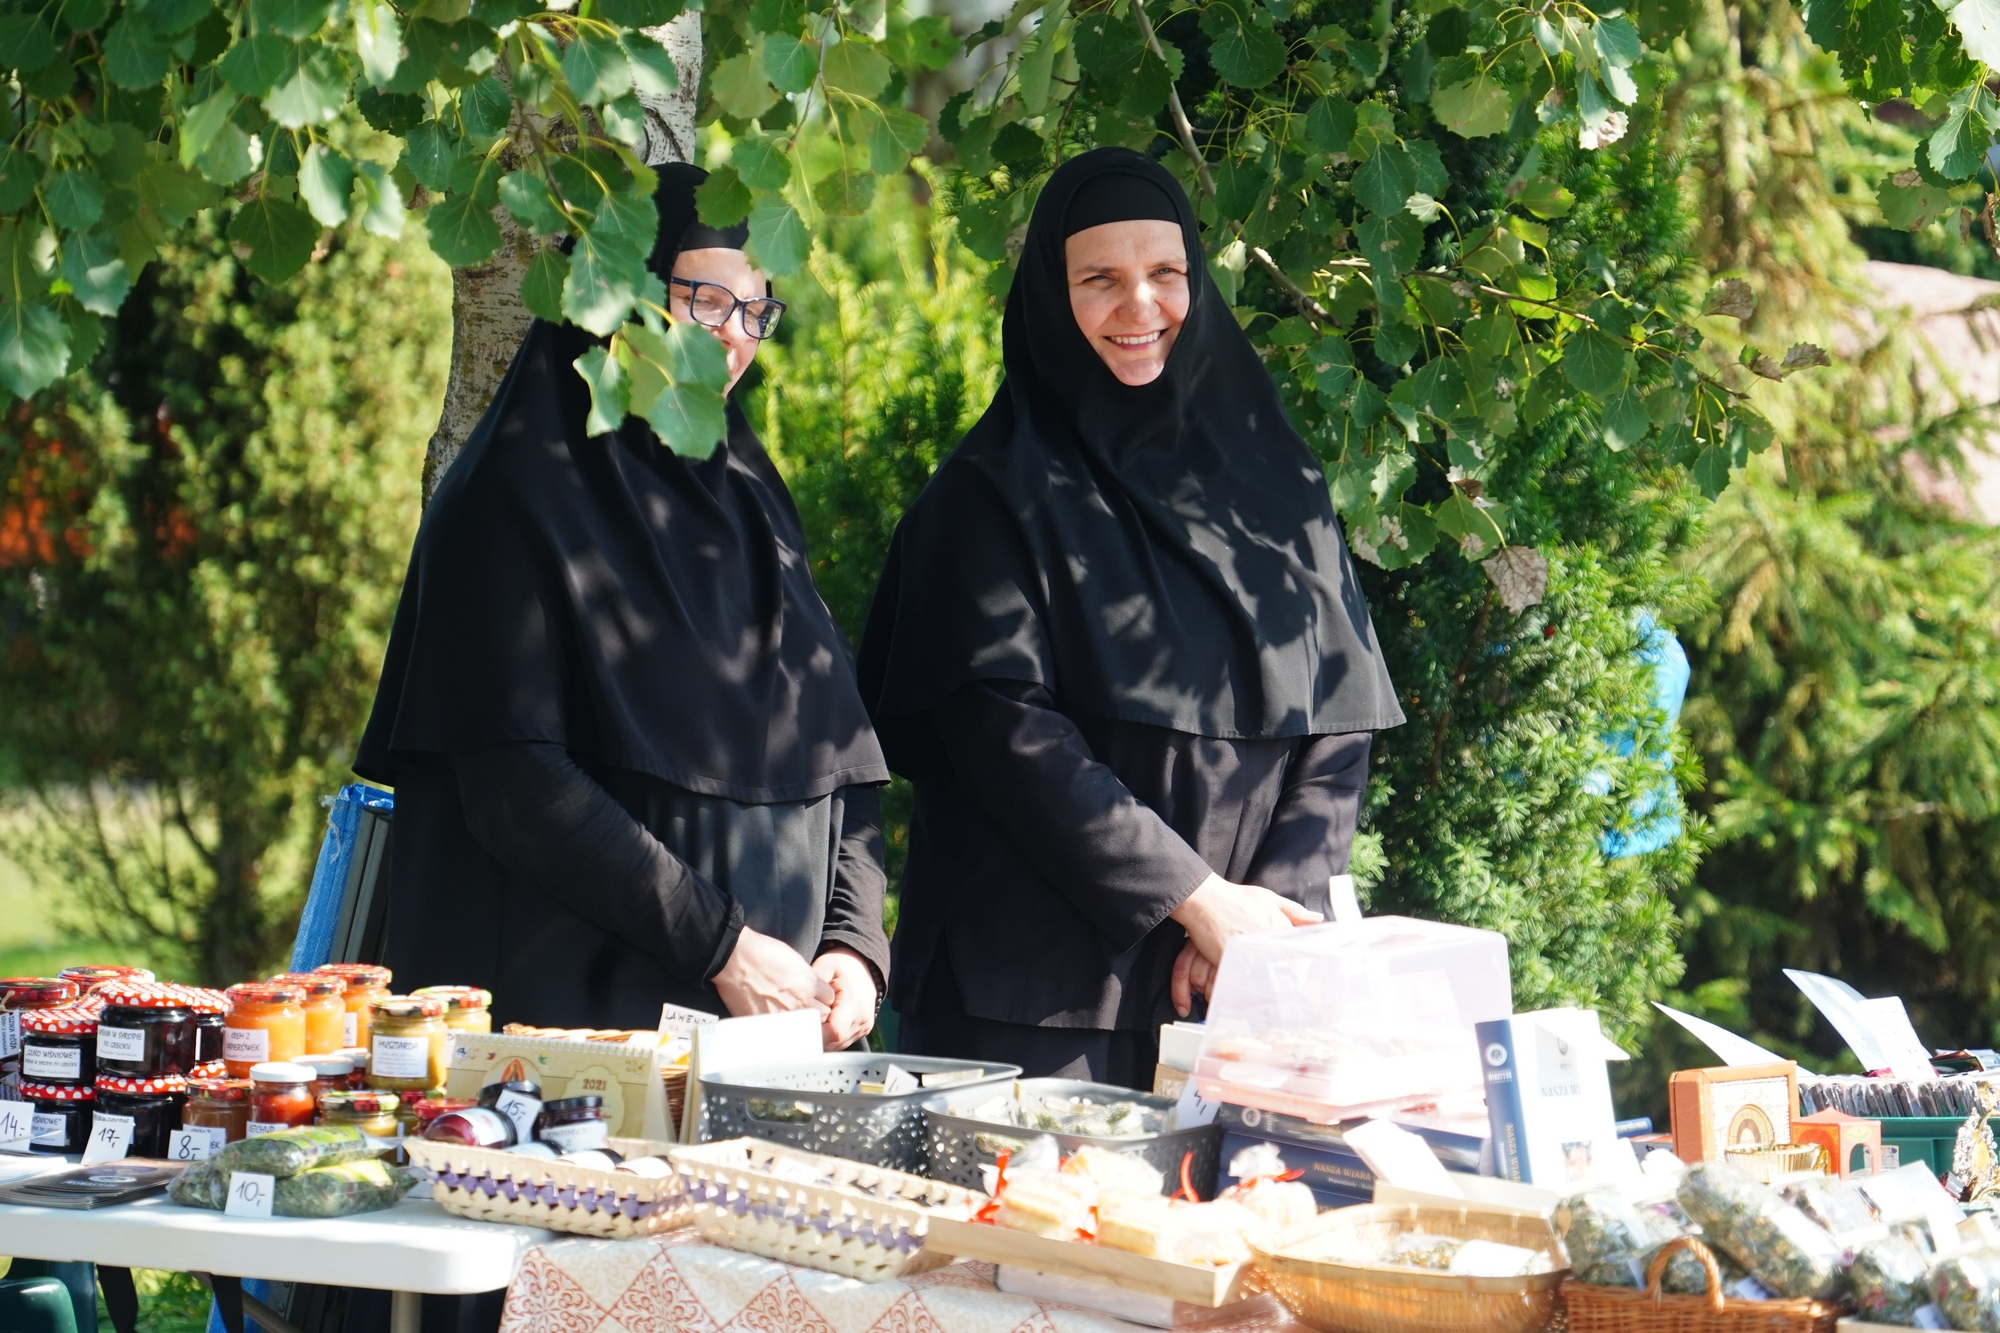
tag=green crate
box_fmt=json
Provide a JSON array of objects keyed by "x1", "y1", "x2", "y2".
[{"x1": 1874, "y1": 1115, "x2": 2000, "y2": 1175}]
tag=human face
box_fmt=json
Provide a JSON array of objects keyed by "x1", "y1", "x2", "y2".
[
  {"x1": 668, "y1": 247, "x2": 770, "y2": 394},
  {"x1": 1064, "y1": 219, "x2": 1190, "y2": 387}
]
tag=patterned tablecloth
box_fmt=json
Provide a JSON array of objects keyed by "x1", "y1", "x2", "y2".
[{"x1": 499, "y1": 1230, "x2": 1307, "y2": 1333}]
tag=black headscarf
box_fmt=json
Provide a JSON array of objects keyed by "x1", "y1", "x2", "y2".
[
  {"x1": 355, "y1": 165, "x2": 888, "y2": 802},
  {"x1": 858, "y1": 147, "x2": 1403, "y2": 745}
]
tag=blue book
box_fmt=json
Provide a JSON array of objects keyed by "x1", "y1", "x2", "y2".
[{"x1": 1477, "y1": 1016, "x2": 1530, "y2": 1182}]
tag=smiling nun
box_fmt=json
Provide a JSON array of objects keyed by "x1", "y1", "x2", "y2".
[{"x1": 857, "y1": 147, "x2": 1404, "y2": 1084}]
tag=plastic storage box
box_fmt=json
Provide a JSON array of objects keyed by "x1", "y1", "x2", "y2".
[
  {"x1": 1193, "y1": 916, "x2": 1512, "y2": 1124},
  {"x1": 923, "y1": 1077, "x2": 1223, "y2": 1197}
]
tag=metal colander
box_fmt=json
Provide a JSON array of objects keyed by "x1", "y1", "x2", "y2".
[{"x1": 922, "y1": 1076, "x2": 1224, "y2": 1197}]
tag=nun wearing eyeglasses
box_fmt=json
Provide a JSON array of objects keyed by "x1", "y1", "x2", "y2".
[{"x1": 355, "y1": 164, "x2": 890, "y2": 1050}]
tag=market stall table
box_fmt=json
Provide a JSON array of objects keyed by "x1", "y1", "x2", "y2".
[
  {"x1": 499, "y1": 1229, "x2": 1312, "y2": 1333},
  {"x1": 0, "y1": 1157, "x2": 552, "y2": 1333}
]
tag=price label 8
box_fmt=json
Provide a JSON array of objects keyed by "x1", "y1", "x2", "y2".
[
  {"x1": 167, "y1": 1128, "x2": 223, "y2": 1162},
  {"x1": 81, "y1": 1113, "x2": 134, "y2": 1165},
  {"x1": 225, "y1": 1171, "x2": 276, "y2": 1220}
]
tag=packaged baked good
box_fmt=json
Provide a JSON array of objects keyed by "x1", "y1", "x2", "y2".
[
  {"x1": 994, "y1": 1168, "x2": 1097, "y2": 1238},
  {"x1": 1097, "y1": 1188, "x2": 1180, "y2": 1257},
  {"x1": 1846, "y1": 1235, "x2": 1931, "y2": 1324},
  {"x1": 1931, "y1": 1248, "x2": 2000, "y2": 1332},
  {"x1": 1061, "y1": 1144, "x2": 1163, "y2": 1196},
  {"x1": 1676, "y1": 1160, "x2": 1843, "y2": 1301},
  {"x1": 1221, "y1": 1175, "x2": 1318, "y2": 1233},
  {"x1": 1159, "y1": 1200, "x2": 1259, "y2": 1265}
]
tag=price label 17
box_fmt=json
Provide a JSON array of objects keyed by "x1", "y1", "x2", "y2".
[
  {"x1": 225, "y1": 1171, "x2": 276, "y2": 1220},
  {"x1": 81, "y1": 1113, "x2": 134, "y2": 1165}
]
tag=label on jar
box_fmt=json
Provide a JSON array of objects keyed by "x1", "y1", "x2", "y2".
[
  {"x1": 30, "y1": 1111, "x2": 66, "y2": 1146},
  {"x1": 95, "y1": 1025, "x2": 147, "y2": 1063},
  {"x1": 223, "y1": 1026, "x2": 270, "y2": 1064},
  {"x1": 244, "y1": 1120, "x2": 290, "y2": 1138},
  {"x1": 539, "y1": 1117, "x2": 610, "y2": 1153},
  {"x1": 21, "y1": 1043, "x2": 81, "y2": 1081},
  {"x1": 371, "y1": 1034, "x2": 430, "y2": 1080},
  {"x1": 343, "y1": 1012, "x2": 358, "y2": 1047},
  {"x1": 0, "y1": 1012, "x2": 19, "y2": 1059}
]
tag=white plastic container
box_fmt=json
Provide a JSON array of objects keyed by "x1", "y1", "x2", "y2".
[{"x1": 1192, "y1": 916, "x2": 1512, "y2": 1123}]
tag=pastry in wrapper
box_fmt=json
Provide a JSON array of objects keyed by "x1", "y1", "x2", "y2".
[
  {"x1": 1675, "y1": 1160, "x2": 1844, "y2": 1301},
  {"x1": 1221, "y1": 1176, "x2": 1318, "y2": 1232},
  {"x1": 1846, "y1": 1236, "x2": 1931, "y2": 1323},
  {"x1": 1160, "y1": 1200, "x2": 1260, "y2": 1265},
  {"x1": 1061, "y1": 1144, "x2": 1164, "y2": 1196},
  {"x1": 1931, "y1": 1248, "x2": 2000, "y2": 1332},
  {"x1": 995, "y1": 1169, "x2": 1097, "y2": 1238},
  {"x1": 1096, "y1": 1189, "x2": 1180, "y2": 1257}
]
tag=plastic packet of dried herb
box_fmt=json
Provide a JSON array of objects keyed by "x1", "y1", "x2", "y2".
[
  {"x1": 1676, "y1": 1160, "x2": 1845, "y2": 1300},
  {"x1": 1930, "y1": 1247, "x2": 2000, "y2": 1332},
  {"x1": 1557, "y1": 1186, "x2": 1711, "y2": 1292},
  {"x1": 1846, "y1": 1236, "x2": 1931, "y2": 1322},
  {"x1": 1781, "y1": 1176, "x2": 1889, "y2": 1249}
]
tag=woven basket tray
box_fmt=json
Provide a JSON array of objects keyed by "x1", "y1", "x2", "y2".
[
  {"x1": 1250, "y1": 1203, "x2": 1568, "y2": 1333},
  {"x1": 669, "y1": 1136, "x2": 982, "y2": 1282},
  {"x1": 406, "y1": 1135, "x2": 688, "y2": 1239},
  {"x1": 1561, "y1": 1236, "x2": 1846, "y2": 1333}
]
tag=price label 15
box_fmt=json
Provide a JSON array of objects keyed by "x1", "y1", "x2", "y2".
[
  {"x1": 81, "y1": 1113, "x2": 134, "y2": 1165},
  {"x1": 493, "y1": 1089, "x2": 542, "y2": 1145},
  {"x1": 167, "y1": 1128, "x2": 223, "y2": 1162},
  {"x1": 0, "y1": 1102, "x2": 33, "y2": 1152},
  {"x1": 225, "y1": 1171, "x2": 276, "y2": 1220}
]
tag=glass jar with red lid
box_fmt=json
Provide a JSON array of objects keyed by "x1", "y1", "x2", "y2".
[
  {"x1": 23, "y1": 1080, "x2": 94, "y2": 1154},
  {"x1": 412, "y1": 1095, "x2": 473, "y2": 1139},
  {"x1": 247, "y1": 1062, "x2": 317, "y2": 1136},
  {"x1": 93, "y1": 980, "x2": 198, "y2": 1079},
  {"x1": 0, "y1": 978, "x2": 82, "y2": 1073},
  {"x1": 269, "y1": 973, "x2": 347, "y2": 1055},
  {"x1": 183, "y1": 1077, "x2": 251, "y2": 1144},
  {"x1": 94, "y1": 1073, "x2": 187, "y2": 1158},
  {"x1": 20, "y1": 1005, "x2": 97, "y2": 1087},
  {"x1": 295, "y1": 1054, "x2": 355, "y2": 1105},
  {"x1": 57, "y1": 966, "x2": 153, "y2": 992},
  {"x1": 313, "y1": 964, "x2": 391, "y2": 1049},
  {"x1": 222, "y1": 982, "x2": 305, "y2": 1077},
  {"x1": 420, "y1": 1103, "x2": 515, "y2": 1149},
  {"x1": 174, "y1": 986, "x2": 229, "y2": 1066}
]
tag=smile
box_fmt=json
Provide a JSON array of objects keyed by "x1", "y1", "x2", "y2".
[{"x1": 1105, "y1": 332, "x2": 1164, "y2": 347}]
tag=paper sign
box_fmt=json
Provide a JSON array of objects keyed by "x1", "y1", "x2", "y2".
[
  {"x1": 1785, "y1": 970, "x2": 1893, "y2": 1073},
  {"x1": 1346, "y1": 1118, "x2": 1462, "y2": 1196},
  {"x1": 225, "y1": 1171, "x2": 276, "y2": 1220},
  {"x1": 0, "y1": 1011, "x2": 18, "y2": 1059},
  {"x1": 493, "y1": 1089, "x2": 542, "y2": 1145},
  {"x1": 657, "y1": 1004, "x2": 718, "y2": 1040},
  {"x1": 1861, "y1": 1164, "x2": 1965, "y2": 1251},
  {"x1": 879, "y1": 1064, "x2": 919, "y2": 1095},
  {"x1": 1328, "y1": 874, "x2": 1363, "y2": 925},
  {"x1": 166, "y1": 1128, "x2": 223, "y2": 1162},
  {"x1": 681, "y1": 1008, "x2": 822, "y2": 1143},
  {"x1": 1653, "y1": 1002, "x2": 1787, "y2": 1067},
  {"x1": 1857, "y1": 996, "x2": 1937, "y2": 1081},
  {"x1": 0, "y1": 1102, "x2": 32, "y2": 1153},
  {"x1": 1173, "y1": 1077, "x2": 1219, "y2": 1131},
  {"x1": 81, "y1": 1113, "x2": 134, "y2": 1165}
]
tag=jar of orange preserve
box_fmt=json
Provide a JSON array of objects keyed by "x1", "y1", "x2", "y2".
[
  {"x1": 221, "y1": 982, "x2": 305, "y2": 1078},
  {"x1": 270, "y1": 973, "x2": 346, "y2": 1055},
  {"x1": 312, "y1": 964, "x2": 390, "y2": 1049}
]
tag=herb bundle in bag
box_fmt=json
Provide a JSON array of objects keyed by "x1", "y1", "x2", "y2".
[
  {"x1": 1931, "y1": 1249, "x2": 2000, "y2": 1333},
  {"x1": 1676, "y1": 1160, "x2": 1845, "y2": 1300},
  {"x1": 1846, "y1": 1236, "x2": 1932, "y2": 1324},
  {"x1": 167, "y1": 1157, "x2": 419, "y2": 1219},
  {"x1": 1556, "y1": 1187, "x2": 1709, "y2": 1293},
  {"x1": 212, "y1": 1125, "x2": 378, "y2": 1177}
]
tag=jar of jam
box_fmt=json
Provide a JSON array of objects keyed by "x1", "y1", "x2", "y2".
[
  {"x1": 23, "y1": 1080, "x2": 93, "y2": 1154},
  {"x1": 270, "y1": 974, "x2": 347, "y2": 1055},
  {"x1": 367, "y1": 996, "x2": 448, "y2": 1093},
  {"x1": 321, "y1": 1090, "x2": 401, "y2": 1141},
  {"x1": 94, "y1": 981, "x2": 197, "y2": 1079},
  {"x1": 175, "y1": 987, "x2": 229, "y2": 1066},
  {"x1": 95, "y1": 1074, "x2": 187, "y2": 1158},
  {"x1": 222, "y1": 983, "x2": 305, "y2": 1077},
  {"x1": 412, "y1": 1095, "x2": 473, "y2": 1139},
  {"x1": 20, "y1": 1005, "x2": 97, "y2": 1087},
  {"x1": 0, "y1": 978, "x2": 81, "y2": 1072},
  {"x1": 313, "y1": 964, "x2": 391, "y2": 1049},
  {"x1": 247, "y1": 1062, "x2": 317, "y2": 1136},
  {"x1": 337, "y1": 1049, "x2": 373, "y2": 1089},
  {"x1": 411, "y1": 986, "x2": 493, "y2": 1034},
  {"x1": 183, "y1": 1078, "x2": 251, "y2": 1145},
  {"x1": 477, "y1": 1078, "x2": 543, "y2": 1144},
  {"x1": 295, "y1": 1054, "x2": 354, "y2": 1105},
  {"x1": 421, "y1": 1104, "x2": 515, "y2": 1148},
  {"x1": 534, "y1": 1096, "x2": 611, "y2": 1153}
]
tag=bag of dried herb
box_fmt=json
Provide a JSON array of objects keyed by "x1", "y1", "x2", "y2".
[
  {"x1": 1676, "y1": 1160, "x2": 1845, "y2": 1300},
  {"x1": 1556, "y1": 1186, "x2": 1711, "y2": 1292},
  {"x1": 1781, "y1": 1176, "x2": 1889, "y2": 1250},
  {"x1": 1931, "y1": 1248, "x2": 2000, "y2": 1333},
  {"x1": 1846, "y1": 1236, "x2": 1932, "y2": 1324}
]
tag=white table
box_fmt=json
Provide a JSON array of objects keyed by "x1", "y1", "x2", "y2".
[{"x1": 0, "y1": 1155, "x2": 552, "y2": 1333}]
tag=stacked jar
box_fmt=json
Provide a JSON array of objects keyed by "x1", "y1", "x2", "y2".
[
  {"x1": 247, "y1": 1063, "x2": 318, "y2": 1136},
  {"x1": 411, "y1": 986, "x2": 493, "y2": 1034},
  {"x1": 94, "y1": 981, "x2": 199, "y2": 1080},
  {"x1": 182, "y1": 1077, "x2": 251, "y2": 1145},
  {"x1": 94, "y1": 1074, "x2": 187, "y2": 1157},
  {"x1": 0, "y1": 978, "x2": 82, "y2": 1084},
  {"x1": 20, "y1": 1004, "x2": 97, "y2": 1089},
  {"x1": 57, "y1": 966, "x2": 153, "y2": 994},
  {"x1": 221, "y1": 983, "x2": 305, "y2": 1078},
  {"x1": 367, "y1": 996, "x2": 449, "y2": 1094},
  {"x1": 22, "y1": 1081, "x2": 93, "y2": 1154},
  {"x1": 176, "y1": 987, "x2": 230, "y2": 1078},
  {"x1": 270, "y1": 974, "x2": 348, "y2": 1055},
  {"x1": 312, "y1": 964, "x2": 390, "y2": 1050}
]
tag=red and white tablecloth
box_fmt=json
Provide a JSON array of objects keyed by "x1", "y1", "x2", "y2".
[{"x1": 499, "y1": 1230, "x2": 1304, "y2": 1333}]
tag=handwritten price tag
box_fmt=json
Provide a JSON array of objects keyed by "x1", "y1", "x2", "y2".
[
  {"x1": 81, "y1": 1113, "x2": 134, "y2": 1165},
  {"x1": 225, "y1": 1171, "x2": 275, "y2": 1220},
  {"x1": 1173, "y1": 1078, "x2": 1218, "y2": 1131},
  {"x1": 167, "y1": 1128, "x2": 222, "y2": 1162},
  {"x1": 493, "y1": 1089, "x2": 541, "y2": 1145},
  {"x1": 0, "y1": 1101, "x2": 32, "y2": 1152}
]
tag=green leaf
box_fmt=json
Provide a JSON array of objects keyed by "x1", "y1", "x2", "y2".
[
  {"x1": 499, "y1": 169, "x2": 565, "y2": 232},
  {"x1": 746, "y1": 196, "x2": 808, "y2": 276},
  {"x1": 898, "y1": 14, "x2": 958, "y2": 71},
  {"x1": 60, "y1": 232, "x2": 130, "y2": 316},
  {"x1": 132, "y1": 159, "x2": 220, "y2": 224},
  {"x1": 252, "y1": 0, "x2": 334, "y2": 38},
  {"x1": 1593, "y1": 16, "x2": 1642, "y2": 64},
  {"x1": 520, "y1": 246, "x2": 568, "y2": 322},
  {"x1": 562, "y1": 29, "x2": 630, "y2": 104},
  {"x1": 1017, "y1": 0, "x2": 1068, "y2": 113},
  {"x1": 1306, "y1": 96, "x2": 1356, "y2": 152},
  {"x1": 600, "y1": 94, "x2": 647, "y2": 148},
  {"x1": 563, "y1": 226, "x2": 646, "y2": 334},
  {"x1": 353, "y1": 0, "x2": 401, "y2": 84},
  {"x1": 353, "y1": 160, "x2": 404, "y2": 238},
  {"x1": 869, "y1": 108, "x2": 929, "y2": 173},
  {"x1": 0, "y1": 150, "x2": 38, "y2": 211},
  {"x1": 821, "y1": 38, "x2": 890, "y2": 96},
  {"x1": 598, "y1": 0, "x2": 683, "y2": 24},
  {"x1": 592, "y1": 188, "x2": 658, "y2": 251},
  {"x1": 423, "y1": 189, "x2": 501, "y2": 266},
  {"x1": 694, "y1": 165, "x2": 753, "y2": 227},
  {"x1": 402, "y1": 121, "x2": 464, "y2": 191},
  {"x1": 460, "y1": 74, "x2": 514, "y2": 138},
  {"x1": 359, "y1": 88, "x2": 425, "y2": 133},
  {"x1": 624, "y1": 319, "x2": 729, "y2": 456},
  {"x1": 42, "y1": 168, "x2": 105, "y2": 231},
  {"x1": 298, "y1": 143, "x2": 354, "y2": 226},
  {"x1": 103, "y1": 16, "x2": 172, "y2": 86},
  {"x1": 1600, "y1": 387, "x2": 1650, "y2": 452},
  {"x1": 1431, "y1": 75, "x2": 1513, "y2": 137},
  {"x1": 623, "y1": 35, "x2": 679, "y2": 96},
  {"x1": 264, "y1": 44, "x2": 350, "y2": 127},
  {"x1": 573, "y1": 344, "x2": 630, "y2": 435},
  {"x1": 227, "y1": 195, "x2": 319, "y2": 281},
  {"x1": 731, "y1": 137, "x2": 791, "y2": 191},
  {"x1": 0, "y1": 16, "x2": 58, "y2": 72},
  {"x1": 708, "y1": 50, "x2": 779, "y2": 119},
  {"x1": 761, "y1": 32, "x2": 818, "y2": 92},
  {"x1": 179, "y1": 91, "x2": 238, "y2": 170},
  {"x1": 1201, "y1": 3, "x2": 1286, "y2": 87},
  {"x1": 1690, "y1": 443, "x2": 1730, "y2": 497},
  {"x1": 133, "y1": 0, "x2": 210, "y2": 37},
  {"x1": 1561, "y1": 328, "x2": 1631, "y2": 396},
  {"x1": 220, "y1": 36, "x2": 290, "y2": 95},
  {"x1": 813, "y1": 166, "x2": 876, "y2": 216},
  {"x1": 0, "y1": 299, "x2": 68, "y2": 398},
  {"x1": 1310, "y1": 333, "x2": 1355, "y2": 400},
  {"x1": 1877, "y1": 169, "x2": 1953, "y2": 230},
  {"x1": 1511, "y1": 176, "x2": 1574, "y2": 218},
  {"x1": 1352, "y1": 145, "x2": 1413, "y2": 217},
  {"x1": 1928, "y1": 85, "x2": 1993, "y2": 180}
]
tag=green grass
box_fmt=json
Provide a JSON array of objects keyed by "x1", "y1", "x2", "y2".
[{"x1": 0, "y1": 803, "x2": 189, "y2": 984}]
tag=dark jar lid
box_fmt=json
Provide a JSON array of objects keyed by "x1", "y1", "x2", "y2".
[
  {"x1": 478, "y1": 1079, "x2": 542, "y2": 1107},
  {"x1": 541, "y1": 1096, "x2": 604, "y2": 1114}
]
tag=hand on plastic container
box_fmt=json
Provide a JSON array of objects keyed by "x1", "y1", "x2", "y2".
[
  {"x1": 1170, "y1": 938, "x2": 1219, "y2": 1018},
  {"x1": 714, "y1": 926, "x2": 834, "y2": 1019},
  {"x1": 1168, "y1": 872, "x2": 1322, "y2": 1002},
  {"x1": 812, "y1": 947, "x2": 877, "y2": 1050}
]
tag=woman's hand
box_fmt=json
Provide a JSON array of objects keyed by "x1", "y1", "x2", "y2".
[
  {"x1": 714, "y1": 927, "x2": 834, "y2": 1018},
  {"x1": 1169, "y1": 872, "x2": 1322, "y2": 976},
  {"x1": 812, "y1": 947, "x2": 878, "y2": 1050},
  {"x1": 1170, "y1": 938, "x2": 1220, "y2": 1018}
]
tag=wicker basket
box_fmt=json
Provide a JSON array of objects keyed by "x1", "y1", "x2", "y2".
[
  {"x1": 669, "y1": 1136, "x2": 983, "y2": 1282},
  {"x1": 407, "y1": 1135, "x2": 688, "y2": 1239},
  {"x1": 1250, "y1": 1203, "x2": 1568, "y2": 1333},
  {"x1": 1561, "y1": 1236, "x2": 1846, "y2": 1333}
]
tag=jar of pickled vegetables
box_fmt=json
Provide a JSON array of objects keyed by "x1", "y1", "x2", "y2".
[
  {"x1": 410, "y1": 986, "x2": 493, "y2": 1034},
  {"x1": 367, "y1": 997, "x2": 448, "y2": 1093},
  {"x1": 222, "y1": 983, "x2": 306, "y2": 1077},
  {"x1": 320, "y1": 1090, "x2": 400, "y2": 1141},
  {"x1": 94, "y1": 981, "x2": 198, "y2": 1079},
  {"x1": 247, "y1": 1062, "x2": 317, "y2": 1136},
  {"x1": 183, "y1": 1078, "x2": 251, "y2": 1145},
  {"x1": 270, "y1": 974, "x2": 347, "y2": 1055},
  {"x1": 312, "y1": 964, "x2": 391, "y2": 1049}
]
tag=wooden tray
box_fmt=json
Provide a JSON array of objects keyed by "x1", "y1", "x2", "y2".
[{"x1": 923, "y1": 1216, "x2": 1249, "y2": 1307}]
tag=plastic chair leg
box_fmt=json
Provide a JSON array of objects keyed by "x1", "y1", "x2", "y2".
[
  {"x1": 0, "y1": 1276, "x2": 82, "y2": 1333},
  {"x1": 1, "y1": 1261, "x2": 94, "y2": 1332}
]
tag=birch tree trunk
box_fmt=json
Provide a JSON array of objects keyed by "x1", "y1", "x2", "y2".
[{"x1": 421, "y1": 12, "x2": 703, "y2": 500}]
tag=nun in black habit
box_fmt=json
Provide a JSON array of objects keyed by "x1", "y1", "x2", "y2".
[
  {"x1": 857, "y1": 147, "x2": 1404, "y2": 1086},
  {"x1": 355, "y1": 165, "x2": 890, "y2": 1049}
]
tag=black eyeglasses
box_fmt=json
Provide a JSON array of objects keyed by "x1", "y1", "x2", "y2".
[{"x1": 669, "y1": 277, "x2": 786, "y2": 339}]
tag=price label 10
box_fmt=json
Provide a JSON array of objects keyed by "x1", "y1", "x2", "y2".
[{"x1": 225, "y1": 1171, "x2": 275, "y2": 1220}]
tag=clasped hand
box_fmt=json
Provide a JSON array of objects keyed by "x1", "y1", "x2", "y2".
[
  {"x1": 1168, "y1": 872, "x2": 1322, "y2": 1018},
  {"x1": 713, "y1": 927, "x2": 876, "y2": 1050}
]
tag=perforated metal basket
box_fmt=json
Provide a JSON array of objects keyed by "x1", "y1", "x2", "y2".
[
  {"x1": 697, "y1": 1054, "x2": 1019, "y2": 1172},
  {"x1": 922, "y1": 1076, "x2": 1224, "y2": 1198}
]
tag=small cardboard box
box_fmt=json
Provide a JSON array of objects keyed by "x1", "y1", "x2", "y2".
[{"x1": 447, "y1": 1032, "x2": 672, "y2": 1142}]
